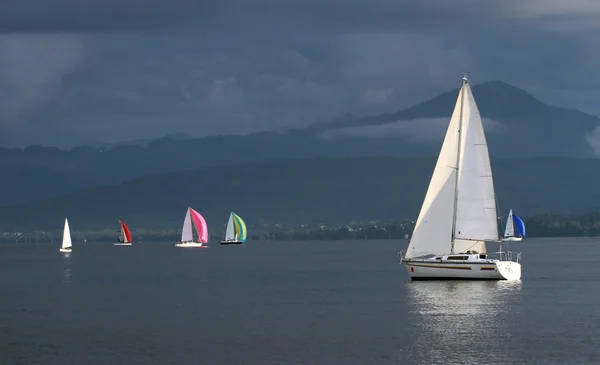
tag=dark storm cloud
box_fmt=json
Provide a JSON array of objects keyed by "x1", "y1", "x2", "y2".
[
  {"x1": 0, "y1": 0, "x2": 532, "y2": 34},
  {"x1": 1, "y1": 0, "x2": 600, "y2": 147},
  {"x1": 1, "y1": 1, "x2": 221, "y2": 33}
]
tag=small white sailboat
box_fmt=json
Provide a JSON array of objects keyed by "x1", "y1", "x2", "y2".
[
  {"x1": 114, "y1": 218, "x2": 133, "y2": 246},
  {"x1": 59, "y1": 218, "x2": 72, "y2": 253},
  {"x1": 175, "y1": 207, "x2": 208, "y2": 248},
  {"x1": 399, "y1": 74, "x2": 521, "y2": 280},
  {"x1": 502, "y1": 209, "x2": 525, "y2": 242},
  {"x1": 219, "y1": 212, "x2": 247, "y2": 245}
]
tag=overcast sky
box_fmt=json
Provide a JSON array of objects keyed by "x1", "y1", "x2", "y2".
[{"x1": 1, "y1": 0, "x2": 600, "y2": 147}]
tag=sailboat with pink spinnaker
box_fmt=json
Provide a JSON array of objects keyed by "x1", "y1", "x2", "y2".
[{"x1": 175, "y1": 207, "x2": 208, "y2": 248}]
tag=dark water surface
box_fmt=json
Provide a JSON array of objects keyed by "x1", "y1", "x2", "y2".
[{"x1": 1, "y1": 238, "x2": 599, "y2": 364}]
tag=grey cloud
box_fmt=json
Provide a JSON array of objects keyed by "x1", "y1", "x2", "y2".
[
  {"x1": 1, "y1": 0, "x2": 220, "y2": 33},
  {"x1": 1, "y1": 1, "x2": 600, "y2": 148},
  {"x1": 2, "y1": 1, "x2": 594, "y2": 34},
  {"x1": 0, "y1": 34, "x2": 85, "y2": 125}
]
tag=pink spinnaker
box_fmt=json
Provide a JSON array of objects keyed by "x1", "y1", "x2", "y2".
[{"x1": 190, "y1": 208, "x2": 208, "y2": 243}]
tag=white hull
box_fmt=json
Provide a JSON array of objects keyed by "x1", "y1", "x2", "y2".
[
  {"x1": 114, "y1": 242, "x2": 132, "y2": 246},
  {"x1": 175, "y1": 242, "x2": 205, "y2": 248},
  {"x1": 59, "y1": 248, "x2": 72, "y2": 253},
  {"x1": 501, "y1": 236, "x2": 523, "y2": 242},
  {"x1": 403, "y1": 259, "x2": 521, "y2": 280}
]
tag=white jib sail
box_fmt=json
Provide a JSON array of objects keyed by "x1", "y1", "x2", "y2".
[
  {"x1": 62, "y1": 218, "x2": 72, "y2": 249},
  {"x1": 181, "y1": 208, "x2": 193, "y2": 242},
  {"x1": 504, "y1": 209, "x2": 515, "y2": 237},
  {"x1": 225, "y1": 213, "x2": 235, "y2": 241}
]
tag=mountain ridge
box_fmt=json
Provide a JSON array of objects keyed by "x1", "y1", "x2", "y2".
[
  {"x1": 0, "y1": 80, "x2": 598, "y2": 206},
  {"x1": 2, "y1": 156, "x2": 600, "y2": 231}
]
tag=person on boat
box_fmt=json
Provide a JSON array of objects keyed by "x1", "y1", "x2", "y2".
[{"x1": 117, "y1": 237, "x2": 123, "y2": 243}]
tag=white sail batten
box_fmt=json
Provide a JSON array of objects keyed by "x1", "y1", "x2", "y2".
[
  {"x1": 405, "y1": 88, "x2": 463, "y2": 258},
  {"x1": 504, "y1": 209, "x2": 515, "y2": 237},
  {"x1": 181, "y1": 208, "x2": 193, "y2": 242},
  {"x1": 62, "y1": 218, "x2": 72, "y2": 249},
  {"x1": 454, "y1": 82, "x2": 499, "y2": 244},
  {"x1": 225, "y1": 213, "x2": 235, "y2": 241}
]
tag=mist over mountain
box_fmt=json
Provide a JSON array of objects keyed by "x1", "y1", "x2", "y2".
[{"x1": 1, "y1": 80, "x2": 598, "y2": 206}]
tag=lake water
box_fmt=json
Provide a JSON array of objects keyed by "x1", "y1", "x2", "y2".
[{"x1": 1, "y1": 238, "x2": 599, "y2": 364}]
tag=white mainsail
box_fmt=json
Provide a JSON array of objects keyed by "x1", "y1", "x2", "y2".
[
  {"x1": 181, "y1": 208, "x2": 193, "y2": 242},
  {"x1": 406, "y1": 76, "x2": 498, "y2": 258},
  {"x1": 62, "y1": 218, "x2": 72, "y2": 249},
  {"x1": 504, "y1": 209, "x2": 515, "y2": 237},
  {"x1": 225, "y1": 213, "x2": 235, "y2": 241}
]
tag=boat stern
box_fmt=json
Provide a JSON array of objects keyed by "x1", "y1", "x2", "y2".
[{"x1": 495, "y1": 261, "x2": 521, "y2": 280}]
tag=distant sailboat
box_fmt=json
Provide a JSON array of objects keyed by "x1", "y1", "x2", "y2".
[
  {"x1": 59, "y1": 218, "x2": 72, "y2": 253},
  {"x1": 114, "y1": 218, "x2": 133, "y2": 246},
  {"x1": 502, "y1": 209, "x2": 525, "y2": 242},
  {"x1": 219, "y1": 212, "x2": 247, "y2": 245},
  {"x1": 175, "y1": 207, "x2": 208, "y2": 248},
  {"x1": 399, "y1": 75, "x2": 522, "y2": 280}
]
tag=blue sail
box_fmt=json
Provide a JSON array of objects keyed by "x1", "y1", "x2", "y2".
[{"x1": 513, "y1": 215, "x2": 526, "y2": 237}]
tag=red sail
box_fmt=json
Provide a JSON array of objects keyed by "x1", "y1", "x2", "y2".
[{"x1": 120, "y1": 219, "x2": 133, "y2": 243}]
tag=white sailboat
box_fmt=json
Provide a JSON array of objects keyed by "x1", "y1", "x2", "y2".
[
  {"x1": 399, "y1": 74, "x2": 521, "y2": 280},
  {"x1": 175, "y1": 207, "x2": 209, "y2": 248},
  {"x1": 502, "y1": 209, "x2": 525, "y2": 242},
  {"x1": 59, "y1": 218, "x2": 72, "y2": 253}
]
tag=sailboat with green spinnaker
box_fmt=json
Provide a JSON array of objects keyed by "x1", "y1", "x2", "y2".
[{"x1": 220, "y1": 212, "x2": 248, "y2": 245}]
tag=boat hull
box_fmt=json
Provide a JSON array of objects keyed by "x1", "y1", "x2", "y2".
[
  {"x1": 219, "y1": 240, "x2": 244, "y2": 245},
  {"x1": 175, "y1": 242, "x2": 205, "y2": 248},
  {"x1": 59, "y1": 248, "x2": 72, "y2": 253},
  {"x1": 114, "y1": 242, "x2": 132, "y2": 246},
  {"x1": 501, "y1": 236, "x2": 523, "y2": 242},
  {"x1": 403, "y1": 260, "x2": 521, "y2": 280}
]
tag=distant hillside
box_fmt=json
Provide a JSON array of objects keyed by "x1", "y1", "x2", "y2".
[
  {"x1": 2, "y1": 156, "x2": 600, "y2": 231},
  {"x1": 1, "y1": 80, "x2": 599, "y2": 206}
]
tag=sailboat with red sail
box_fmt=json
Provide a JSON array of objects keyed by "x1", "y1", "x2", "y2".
[{"x1": 114, "y1": 218, "x2": 133, "y2": 246}]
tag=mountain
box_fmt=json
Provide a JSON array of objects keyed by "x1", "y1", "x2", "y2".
[
  {"x1": 316, "y1": 81, "x2": 600, "y2": 158},
  {"x1": 1, "y1": 80, "x2": 598, "y2": 206},
  {"x1": 2, "y1": 156, "x2": 600, "y2": 231}
]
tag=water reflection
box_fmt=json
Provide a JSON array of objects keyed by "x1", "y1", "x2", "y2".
[
  {"x1": 404, "y1": 280, "x2": 522, "y2": 365},
  {"x1": 62, "y1": 253, "x2": 72, "y2": 286}
]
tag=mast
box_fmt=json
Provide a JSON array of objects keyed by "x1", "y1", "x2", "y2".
[{"x1": 450, "y1": 73, "x2": 469, "y2": 253}]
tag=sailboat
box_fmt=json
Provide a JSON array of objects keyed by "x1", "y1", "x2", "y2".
[
  {"x1": 114, "y1": 218, "x2": 133, "y2": 246},
  {"x1": 219, "y1": 212, "x2": 247, "y2": 245},
  {"x1": 502, "y1": 209, "x2": 525, "y2": 242},
  {"x1": 399, "y1": 74, "x2": 522, "y2": 280},
  {"x1": 175, "y1": 207, "x2": 208, "y2": 248},
  {"x1": 59, "y1": 218, "x2": 72, "y2": 253}
]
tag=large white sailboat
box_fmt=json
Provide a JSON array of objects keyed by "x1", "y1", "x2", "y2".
[
  {"x1": 399, "y1": 74, "x2": 521, "y2": 280},
  {"x1": 59, "y1": 218, "x2": 72, "y2": 253}
]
